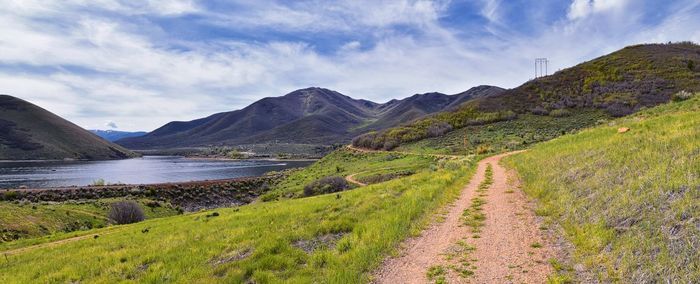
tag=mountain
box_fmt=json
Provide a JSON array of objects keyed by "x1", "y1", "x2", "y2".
[
  {"x1": 354, "y1": 42, "x2": 700, "y2": 151},
  {"x1": 0, "y1": 95, "x2": 138, "y2": 160},
  {"x1": 116, "y1": 86, "x2": 504, "y2": 149},
  {"x1": 90, "y1": 130, "x2": 147, "y2": 142},
  {"x1": 476, "y1": 42, "x2": 700, "y2": 115}
]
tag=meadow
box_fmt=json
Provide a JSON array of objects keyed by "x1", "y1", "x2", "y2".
[
  {"x1": 0, "y1": 198, "x2": 179, "y2": 242},
  {"x1": 262, "y1": 148, "x2": 436, "y2": 200},
  {"x1": 1, "y1": 151, "x2": 475, "y2": 283},
  {"x1": 504, "y1": 94, "x2": 700, "y2": 282}
]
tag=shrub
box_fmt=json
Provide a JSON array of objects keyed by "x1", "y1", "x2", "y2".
[
  {"x1": 92, "y1": 179, "x2": 105, "y2": 186},
  {"x1": 303, "y1": 177, "x2": 350, "y2": 197},
  {"x1": 476, "y1": 144, "x2": 492, "y2": 155},
  {"x1": 549, "y1": 109, "x2": 572, "y2": 117},
  {"x1": 108, "y1": 201, "x2": 145, "y2": 224},
  {"x1": 426, "y1": 121, "x2": 452, "y2": 137},
  {"x1": 2, "y1": 191, "x2": 19, "y2": 201},
  {"x1": 358, "y1": 170, "x2": 415, "y2": 184},
  {"x1": 531, "y1": 106, "x2": 549, "y2": 115},
  {"x1": 672, "y1": 90, "x2": 694, "y2": 102}
]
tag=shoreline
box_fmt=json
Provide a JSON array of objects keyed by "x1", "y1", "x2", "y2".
[
  {"x1": 184, "y1": 156, "x2": 319, "y2": 162},
  {"x1": 3, "y1": 174, "x2": 283, "y2": 192}
]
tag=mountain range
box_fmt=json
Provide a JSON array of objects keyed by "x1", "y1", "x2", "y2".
[
  {"x1": 90, "y1": 130, "x2": 147, "y2": 142},
  {"x1": 116, "y1": 86, "x2": 504, "y2": 149},
  {"x1": 0, "y1": 95, "x2": 137, "y2": 160}
]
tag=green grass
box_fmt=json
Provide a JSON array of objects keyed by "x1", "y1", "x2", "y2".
[
  {"x1": 0, "y1": 155, "x2": 476, "y2": 283},
  {"x1": 262, "y1": 148, "x2": 436, "y2": 200},
  {"x1": 426, "y1": 265, "x2": 447, "y2": 284},
  {"x1": 504, "y1": 94, "x2": 700, "y2": 282},
  {"x1": 461, "y1": 164, "x2": 493, "y2": 234},
  {"x1": 397, "y1": 110, "x2": 609, "y2": 155},
  {"x1": 0, "y1": 199, "x2": 179, "y2": 242}
]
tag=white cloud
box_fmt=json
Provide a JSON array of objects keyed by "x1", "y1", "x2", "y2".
[
  {"x1": 0, "y1": 0, "x2": 698, "y2": 132},
  {"x1": 480, "y1": 0, "x2": 502, "y2": 23},
  {"x1": 567, "y1": 0, "x2": 630, "y2": 20},
  {"x1": 106, "y1": 121, "x2": 118, "y2": 129}
]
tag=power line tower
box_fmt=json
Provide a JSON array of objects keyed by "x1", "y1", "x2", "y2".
[{"x1": 535, "y1": 58, "x2": 548, "y2": 78}]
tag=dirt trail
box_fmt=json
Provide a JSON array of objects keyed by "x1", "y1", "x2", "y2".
[
  {"x1": 345, "y1": 173, "x2": 367, "y2": 186},
  {"x1": 373, "y1": 152, "x2": 556, "y2": 283},
  {"x1": 1, "y1": 227, "x2": 122, "y2": 256}
]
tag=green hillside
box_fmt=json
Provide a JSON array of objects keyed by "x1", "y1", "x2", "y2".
[
  {"x1": 0, "y1": 150, "x2": 474, "y2": 283},
  {"x1": 504, "y1": 93, "x2": 700, "y2": 282},
  {"x1": 353, "y1": 43, "x2": 700, "y2": 153},
  {"x1": 0, "y1": 95, "x2": 137, "y2": 160}
]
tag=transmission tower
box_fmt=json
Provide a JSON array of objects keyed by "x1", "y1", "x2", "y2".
[{"x1": 535, "y1": 58, "x2": 548, "y2": 78}]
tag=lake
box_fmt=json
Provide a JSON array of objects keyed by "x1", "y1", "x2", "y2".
[{"x1": 0, "y1": 156, "x2": 314, "y2": 189}]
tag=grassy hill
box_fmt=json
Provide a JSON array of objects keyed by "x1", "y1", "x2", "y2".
[
  {"x1": 0, "y1": 150, "x2": 475, "y2": 283},
  {"x1": 504, "y1": 93, "x2": 700, "y2": 282},
  {"x1": 0, "y1": 199, "x2": 179, "y2": 241},
  {"x1": 0, "y1": 95, "x2": 137, "y2": 160},
  {"x1": 354, "y1": 43, "x2": 700, "y2": 153}
]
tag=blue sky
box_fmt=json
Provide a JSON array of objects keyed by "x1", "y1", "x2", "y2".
[{"x1": 1, "y1": 0, "x2": 699, "y2": 131}]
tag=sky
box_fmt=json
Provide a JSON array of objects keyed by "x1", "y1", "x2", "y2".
[{"x1": 1, "y1": 0, "x2": 699, "y2": 131}]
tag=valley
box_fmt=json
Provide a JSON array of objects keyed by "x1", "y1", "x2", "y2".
[{"x1": 2, "y1": 42, "x2": 700, "y2": 283}]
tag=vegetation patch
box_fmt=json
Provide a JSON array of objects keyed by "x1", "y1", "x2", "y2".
[
  {"x1": 303, "y1": 176, "x2": 350, "y2": 197},
  {"x1": 263, "y1": 148, "x2": 435, "y2": 199},
  {"x1": 504, "y1": 95, "x2": 700, "y2": 282},
  {"x1": 355, "y1": 170, "x2": 416, "y2": 185},
  {"x1": 426, "y1": 265, "x2": 447, "y2": 284},
  {"x1": 291, "y1": 232, "x2": 347, "y2": 253},
  {"x1": 397, "y1": 110, "x2": 609, "y2": 155},
  {"x1": 0, "y1": 198, "x2": 179, "y2": 242}
]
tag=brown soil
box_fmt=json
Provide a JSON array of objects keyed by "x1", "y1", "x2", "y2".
[
  {"x1": 345, "y1": 173, "x2": 367, "y2": 187},
  {"x1": 373, "y1": 152, "x2": 557, "y2": 283}
]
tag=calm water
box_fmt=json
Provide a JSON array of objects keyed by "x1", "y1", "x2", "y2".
[{"x1": 0, "y1": 156, "x2": 314, "y2": 189}]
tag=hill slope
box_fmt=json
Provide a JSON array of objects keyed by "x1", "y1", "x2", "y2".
[
  {"x1": 355, "y1": 43, "x2": 700, "y2": 152},
  {"x1": 116, "y1": 86, "x2": 504, "y2": 149},
  {"x1": 89, "y1": 130, "x2": 146, "y2": 142},
  {"x1": 0, "y1": 95, "x2": 137, "y2": 160},
  {"x1": 504, "y1": 93, "x2": 700, "y2": 282},
  {"x1": 0, "y1": 149, "x2": 474, "y2": 283}
]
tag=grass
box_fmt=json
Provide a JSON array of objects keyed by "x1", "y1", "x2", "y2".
[
  {"x1": 0, "y1": 153, "x2": 476, "y2": 283},
  {"x1": 0, "y1": 199, "x2": 179, "y2": 242},
  {"x1": 504, "y1": 94, "x2": 700, "y2": 282},
  {"x1": 262, "y1": 148, "x2": 436, "y2": 200},
  {"x1": 397, "y1": 110, "x2": 609, "y2": 155},
  {"x1": 426, "y1": 265, "x2": 447, "y2": 284},
  {"x1": 461, "y1": 164, "x2": 493, "y2": 234}
]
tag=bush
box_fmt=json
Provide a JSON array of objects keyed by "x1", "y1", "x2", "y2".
[
  {"x1": 2, "y1": 191, "x2": 19, "y2": 201},
  {"x1": 549, "y1": 109, "x2": 572, "y2": 117},
  {"x1": 303, "y1": 177, "x2": 350, "y2": 197},
  {"x1": 531, "y1": 106, "x2": 549, "y2": 115},
  {"x1": 426, "y1": 121, "x2": 453, "y2": 137},
  {"x1": 108, "y1": 201, "x2": 145, "y2": 224},
  {"x1": 92, "y1": 179, "x2": 105, "y2": 186},
  {"x1": 476, "y1": 144, "x2": 492, "y2": 155},
  {"x1": 672, "y1": 90, "x2": 694, "y2": 102}
]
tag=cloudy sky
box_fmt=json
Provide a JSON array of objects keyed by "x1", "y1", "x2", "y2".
[{"x1": 1, "y1": 0, "x2": 699, "y2": 131}]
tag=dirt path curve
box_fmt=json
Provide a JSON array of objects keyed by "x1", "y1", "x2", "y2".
[
  {"x1": 345, "y1": 173, "x2": 367, "y2": 187},
  {"x1": 373, "y1": 151, "x2": 556, "y2": 283}
]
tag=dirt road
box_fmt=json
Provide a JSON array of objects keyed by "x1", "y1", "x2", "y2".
[{"x1": 373, "y1": 152, "x2": 556, "y2": 283}]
